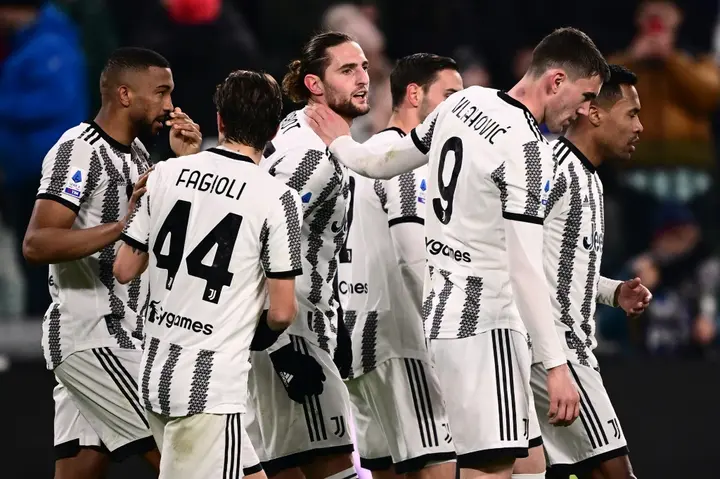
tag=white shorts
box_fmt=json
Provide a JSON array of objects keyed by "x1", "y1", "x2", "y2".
[
  {"x1": 531, "y1": 362, "x2": 628, "y2": 473},
  {"x1": 53, "y1": 381, "x2": 104, "y2": 459},
  {"x1": 346, "y1": 358, "x2": 456, "y2": 473},
  {"x1": 429, "y1": 329, "x2": 542, "y2": 468},
  {"x1": 246, "y1": 335, "x2": 353, "y2": 476},
  {"x1": 54, "y1": 347, "x2": 156, "y2": 459},
  {"x1": 148, "y1": 411, "x2": 256, "y2": 479}
]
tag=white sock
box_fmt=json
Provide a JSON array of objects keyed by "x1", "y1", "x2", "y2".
[
  {"x1": 512, "y1": 474, "x2": 546, "y2": 479},
  {"x1": 325, "y1": 467, "x2": 358, "y2": 479}
]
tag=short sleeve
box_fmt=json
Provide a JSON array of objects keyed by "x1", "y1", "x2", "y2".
[
  {"x1": 410, "y1": 107, "x2": 440, "y2": 155},
  {"x1": 385, "y1": 168, "x2": 427, "y2": 227},
  {"x1": 120, "y1": 173, "x2": 156, "y2": 253},
  {"x1": 492, "y1": 139, "x2": 554, "y2": 225},
  {"x1": 267, "y1": 148, "x2": 337, "y2": 216},
  {"x1": 36, "y1": 138, "x2": 103, "y2": 214},
  {"x1": 260, "y1": 188, "x2": 304, "y2": 278}
]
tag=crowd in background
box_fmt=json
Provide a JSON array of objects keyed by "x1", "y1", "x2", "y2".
[{"x1": 0, "y1": 0, "x2": 719, "y2": 360}]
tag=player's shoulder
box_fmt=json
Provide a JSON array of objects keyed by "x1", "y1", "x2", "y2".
[
  {"x1": 551, "y1": 136, "x2": 595, "y2": 176},
  {"x1": 45, "y1": 122, "x2": 96, "y2": 158},
  {"x1": 268, "y1": 107, "x2": 327, "y2": 156},
  {"x1": 365, "y1": 127, "x2": 406, "y2": 147},
  {"x1": 472, "y1": 87, "x2": 548, "y2": 146}
]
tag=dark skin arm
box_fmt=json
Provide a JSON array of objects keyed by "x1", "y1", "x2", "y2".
[{"x1": 23, "y1": 171, "x2": 150, "y2": 265}]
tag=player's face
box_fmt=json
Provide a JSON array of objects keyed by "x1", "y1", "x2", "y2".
[
  {"x1": 321, "y1": 42, "x2": 370, "y2": 119},
  {"x1": 418, "y1": 69, "x2": 464, "y2": 122},
  {"x1": 545, "y1": 74, "x2": 603, "y2": 133},
  {"x1": 128, "y1": 66, "x2": 175, "y2": 137},
  {"x1": 600, "y1": 84, "x2": 643, "y2": 160}
]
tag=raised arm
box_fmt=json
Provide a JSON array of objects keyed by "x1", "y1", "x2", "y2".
[{"x1": 304, "y1": 104, "x2": 437, "y2": 179}]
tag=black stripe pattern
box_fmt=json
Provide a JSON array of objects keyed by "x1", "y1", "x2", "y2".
[
  {"x1": 78, "y1": 151, "x2": 102, "y2": 205},
  {"x1": 397, "y1": 172, "x2": 418, "y2": 217},
  {"x1": 428, "y1": 269, "x2": 453, "y2": 340},
  {"x1": 187, "y1": 349, "x2": 215, "y2": 415},
  {"x1": 404, "y1": 358, "x2": 439, "y2": 448},
  {"x1": 92, "y1": 348, "x2": 149, "y2": 428},
  {"x1": 293, "y1": 336, "x2": 328, "y2": 442},
  {"x1": 569, "y1": 363, "x2": 609, "y2": 449},
  {"x1": 545, "y1": 171, "x2": 567, "y2": 218},
  {"x1": 280, "y1": 189, "x2": 303, "y2": 270},
  {"x1": 580, "y1": 168, "x2": 598, "y2": 348},
  {"x1": 374, "y1": 180, "x2": 388, "y2": 213},
  {"x1": 556, "y1": 162, "x2": 590, "y2": 366},
  {"x1": 491, "y1": 329, "x2": 517, "y2": 441},
  {"x1": 223, "y1": 413, "x2": 242, "y2": 479},
  {"x1": 142, "y1": 336, "x2": 160, "y2": 410},
  {"x1": 47, "y1": 304, "x2": 63, "y2": 368},
  {"x1": 46, "y1": 140, "x2": 75, "y2": 196},
  {"x1": 360, "y1": 311, "x2": 379, "y2": 373},
  {"x1": 457, "y1": 276, "x2": 483, "y2": 338},
  {"x1": 522, "y1": 141, "x2": 543, "y2": 217},
  {"x1": 259, "y1": 219, "x2": 271, "y2": 272},
  {"x1": 158, "y1": 343, "x2": 182, "y2": 416},
  {"x1": 490, "y1": 163, "x2": 508, "y2": 212},
  {"x1": 98, "y1": 146, "x2": 136, "y2": 350},
  {"x1": 286, "y1": 150, "x2": 323, "y2": 198}
]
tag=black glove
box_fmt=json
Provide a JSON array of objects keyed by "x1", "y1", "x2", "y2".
[
  {"x1": 270, "y1": 343, "x2": 326, "y2": 404},
  {"x1": 250, "y1": 311, "x2": 283, "y2": 351},
  {"x1": 333, "y1": 311, "x2": 352, "y2": 379}
]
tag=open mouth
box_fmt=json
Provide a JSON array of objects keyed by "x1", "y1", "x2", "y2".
[{"x1": 352, "y1": 91, "x2": 368, "y2": 100}]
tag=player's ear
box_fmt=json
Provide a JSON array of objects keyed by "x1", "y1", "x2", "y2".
[
  {"x1": 216, "y1": 112, "x2": 224, "y2": 139},
  {"x1": 548, "y1": 69, "x2": 566, "y2": 94},
  {"x1": 118, "y1": 85, "x2": 132, "y2": 108},
  {"x1": 588, "y1": 104, "x2": 603, "y2": 127},
  {"x1": 406, "y1": 83, "x2": 421, "y2": 108},
  {"x1": 304, "y1": 74, "x2": 324, "y2": 97}
]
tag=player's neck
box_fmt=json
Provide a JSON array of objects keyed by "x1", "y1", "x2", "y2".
[
  {"x1": 308, "y1": 98, "x2": 354, "y2": 127},
  {"x1": 386, "y1": 108, "x2": 417, "y2": 134},
  {"x1": 94, "y1": 108, "x2": 136, "y2": 147},
  {"x1": 564, "y1": 129, "x2": 604, "y2": 168},
  {"x1": 507, "y1": 76, "x2": 545, "y2": 125},
  {"x1": 218, "y1": 140, "x2": 262, "y2": 165}
]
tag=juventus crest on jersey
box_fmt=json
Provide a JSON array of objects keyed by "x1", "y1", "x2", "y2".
[
  {"x1": 260, "y1": 108, "x2": 349, "y2": 354},
  {"x1": 337, "y1": 128, "x2": 429, "y2": 379},
  {"x1": 417, "y1": 86, "x2": 556, "y2": 340},
  {"x1": 36, "y1": 122, "x2": 151, "y2": 370},
  {"x1": 544, "y1": 137, "x2": 606, "y2": 369},
  {"x1": 121, "y1": 147, "x2": 303, "y2": 417}
]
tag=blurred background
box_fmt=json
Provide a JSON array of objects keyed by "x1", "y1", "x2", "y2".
[{"x1": 0, "y1": 0, "x2": 719, "y2": 477}]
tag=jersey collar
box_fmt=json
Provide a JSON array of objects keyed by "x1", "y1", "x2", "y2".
[
  {"x1": 377, "y1": 126, "x2": 406, "y2": 137},
  {"x1": 208, "y1": 147, "x2": 255, "y2": 164},
  {"x1": 89, "y1": 121, "x2": 132, "y2": 154},
  {"x1": 557, "y1": 136, "x2": 596, "y2": 174},
  {"x1": 497, "y1": 91, "x2": 540, "y2": 128}
]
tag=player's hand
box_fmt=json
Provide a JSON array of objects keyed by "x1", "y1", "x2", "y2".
[
  {"x1": 120, "y1": 168, "x2": 153, "y2": 231},
  {"x1": 616, "y1": 277, "x2": 652, "y2": 318},
  {"x1": 304, "y1": 103, "x2": 351, "y2": 146},
  {"x1": 546, "y1": 364, "x2": 580, "y2": 427},
  {"x1": 167, "y1": 107, "x2": 202, "y2": 157},
  {"x1": 270, "y1": 344, "x2": 326, "y2": 404}
]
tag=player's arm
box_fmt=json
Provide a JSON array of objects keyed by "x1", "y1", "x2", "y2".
[
  {"x1": 597, "y1": 276, "x2": 623, "y2": 307},
  {"x1": 114, "y1": 191, "x2": 152, "y2": 284},
  {"x1": 251, "y1": 189, "x2": 304, "y2": 351},
  {"x1": 498, "y1": 140, "x2": 579, "y2": 425},
  {"x1": 23, "y1": 141, "x2": 148, "y2": 265},
  {"x1": 304, "y1": 104, "x2": 439, "y2": 179},
  {"x1": 384, "y1": 172, "x2": 426, "y2": 308}
]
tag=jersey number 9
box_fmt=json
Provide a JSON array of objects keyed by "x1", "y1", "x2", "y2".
[{"x1": 433, "y1": 137, "x2": 464, "y2": 224}]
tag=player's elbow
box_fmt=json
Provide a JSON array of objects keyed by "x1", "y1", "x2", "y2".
[
  {"x1": 22, "y1": 232, "x2": 45, "y2": 265},
  {"x1": 113, "y1": 257, "x2": 136, "y2": 285}
]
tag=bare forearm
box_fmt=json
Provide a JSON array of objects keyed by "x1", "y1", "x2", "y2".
[
  {"x1": 24, "y1": 222, "x2": 122, "y2": 265},
  {"x1": 329, "y1": 135, "x2": 428, "y2": 180}
]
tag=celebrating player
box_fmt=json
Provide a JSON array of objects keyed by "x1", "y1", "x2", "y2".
[
  {"x1": 339, "y1": 53, "x2": 462, "y2": 479},
  {"x1": 112, "y1": 70, "x2": 303, "y2": 479},
  {"x1": 305, "y1": 28, "x2": 610, "y2": 479},
  {"x1": 537, "y1": 65, "x2": 650, "y2": 479},
  {"x1": 22, "y1": 47, "x2": 201, "y2": 478},
  {"x1": 245, "y1": 31, "x2": 369, "y2": 479}
]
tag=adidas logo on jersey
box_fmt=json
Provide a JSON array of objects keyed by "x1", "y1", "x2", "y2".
[{"x1": 426, "y1": 238, "x2": 471, "y2": 263}]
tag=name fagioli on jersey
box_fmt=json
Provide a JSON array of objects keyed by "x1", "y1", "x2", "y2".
[{"x1": 175, "y1": 168, "x2": 247, "y2": 201}]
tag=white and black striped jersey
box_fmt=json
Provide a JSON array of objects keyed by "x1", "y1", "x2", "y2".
[
  {"x1": 419, "y1": 87, "x2": 556, "y2": 340},
  {"x1": 337, "y1": 128, "x2": 429, "y2": 378},
  {"x1": 37, "y1": 122, "x2": 151, "y2": 370},
  {"x1": 121, "y1": 147, "x2": 303, "y2": 417},
  {"x1": 544, "y1": 137, "x2": 605, "y2": 369},
  {"x1": 260, "y1": 108, "x2": 349, "y2": 355}
]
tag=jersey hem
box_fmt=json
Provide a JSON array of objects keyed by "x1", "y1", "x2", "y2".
[
  {"x1": 347, "y1": 351, "x2": 431, "y2": 380},
  {"x1": 265, "y1": 268, "x2": 303, "y2": 279},
  {"x1": 427, "y1": 322, "x2": 527, "y2": 341},
  {"x1": 119, "y1": 233, "x2": 148, "y2": 253},
  {"x1": 45, "y1": 338, "x2": 140, "y2": 370},
  {"x1": 36, "y1": 193, "x2": 80, "y2": 215},
  {"x1": 388, "y1": 216, "x2": 424, "y2": 227}
]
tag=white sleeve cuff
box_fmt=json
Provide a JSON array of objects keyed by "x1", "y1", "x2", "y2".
[{"x1": 597, "y1": 276, "x2": 622, "y2": 307}]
